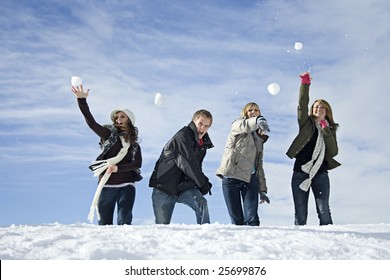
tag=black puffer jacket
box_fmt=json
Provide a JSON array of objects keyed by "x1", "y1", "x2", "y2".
[{"x1": 149, "y1": 121, "x2": 214, "y2": 197}]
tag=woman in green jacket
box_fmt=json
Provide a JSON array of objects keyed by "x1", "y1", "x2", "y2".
[{"x1": 286, "y1": 72, "x2": 341, "y2": 226}]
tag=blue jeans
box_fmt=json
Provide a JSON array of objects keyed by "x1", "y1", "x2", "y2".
[
  {"x1": 291, "y1": 171, "x2": 333, "y2": 226},
  {"x1": 152, "y1": 188, "x2": 210, "y2": 224},
  {"x1": 222, "y1": 174, "x2": 260, "y2": 226},
  {"x1": 98, "y1": 185, "x2": 136, "y2": 225}
]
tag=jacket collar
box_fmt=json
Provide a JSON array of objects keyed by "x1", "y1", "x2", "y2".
[{"x1": 188, "y1": 121, "x2": 214, "y2": 149}]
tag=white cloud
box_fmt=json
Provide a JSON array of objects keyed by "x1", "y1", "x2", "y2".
[{"x1": 0, "y1": 0, "x2": 389, "y2": 226}]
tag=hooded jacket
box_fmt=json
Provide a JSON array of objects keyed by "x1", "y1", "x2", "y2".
[
  {"x1": 149, "y1": 121, "x2": 214, "y2": 197},
  {"x1": 286, "y1": 84, "x2": 341, "y2": 170},
  {"x1": 216, "y1": 117, "x2": 268, "y2": 193}
]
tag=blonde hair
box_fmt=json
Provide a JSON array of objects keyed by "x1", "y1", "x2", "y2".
[{"x1": 240, "y1": 102, "x2": 261, "y2": 119}]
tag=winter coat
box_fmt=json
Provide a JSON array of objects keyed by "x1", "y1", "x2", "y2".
[
  {"x1": 286, "y1": 84, "x2": 341, "y2": 170},
  {"x1": 149, "y1": 121, "x2": 214, "y2": 197},
  {"x1": 216, "y1": 117, "x2": 268, "y2": 193},
  {"x1": 78, "y1": 98, "x2": 143, "y2": 184}
]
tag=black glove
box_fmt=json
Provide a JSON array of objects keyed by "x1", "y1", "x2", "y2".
[
  {"x1": 200, "y1": 182, "x2": 212, "y2": 195},
  {"x1": 260, "y1": 192, "x2": 270, "y2": 204},
  {"x1": 256, "y1": 116, "x2": 270, "y2": 132},
  {"x1": 259, "y1": 134, "x2": 269, "y2": 143}
]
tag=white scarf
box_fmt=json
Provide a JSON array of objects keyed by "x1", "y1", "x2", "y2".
[
  {"x1": 87, "y1": 136, "x2": 130, "y2": 223},
  {"x1": 299, "y1": 123, "x2": 325, "y2": 192}
]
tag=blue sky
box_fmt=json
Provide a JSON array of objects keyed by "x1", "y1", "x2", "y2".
[{"x1": 0, "y1": 0, "x2": 389, "y2": 226}]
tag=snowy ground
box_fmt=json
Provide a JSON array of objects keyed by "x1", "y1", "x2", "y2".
[{"x1": 1, "y1": 223, "x2": 389, "y2": 260}]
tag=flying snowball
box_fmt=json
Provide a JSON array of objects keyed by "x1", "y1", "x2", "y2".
[
  {"x1": 294, "y1": 42, "x2": 303, "y2": 51},
  {"x1": 71, "y1": 76, "x2": 82, "y2": 87},
  {"x1": 154, "y1": 92, "x2": 164, "y2": 106},
  {"x1": 267, "y1": 83, "x2": 280, "y2": 95}
]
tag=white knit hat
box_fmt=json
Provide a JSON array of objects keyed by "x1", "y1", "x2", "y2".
[{"x1": 110, "y1": 109, "x2": 135, "y2": 125}]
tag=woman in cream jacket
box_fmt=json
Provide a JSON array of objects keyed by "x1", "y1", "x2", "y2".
[{"x1": 217, "y1": 102, "x2": 270, "y2": 226}]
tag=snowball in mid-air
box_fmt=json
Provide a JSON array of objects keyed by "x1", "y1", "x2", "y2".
[
  {"x1": 267, "y1": 83, "x2": 280, "y2": 95},
  {"x1": 71, "y1": 76, "x2": 82, "y2": 87},
  {"x1": 294, "y1": 42, "x2": 303, "y2": 51},
  {"x1": 154, "y1": 92, "x2": 164, "y2": 106}
]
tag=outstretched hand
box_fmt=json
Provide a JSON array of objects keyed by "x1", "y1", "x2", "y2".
[
  {"x1": 300, "y1": 72, "x2": 311, "y2": 85},
  {"x1": 256, "y1": 116, "x2": 270, "y2": 132},
  {"x1": 71, "y1": 85, "x2": 90, "y2": 98}
]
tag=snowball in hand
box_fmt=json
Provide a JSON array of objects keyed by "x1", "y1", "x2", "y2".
[
  {"x1": 71, "y1": 76, "x2": 82, "y2": 87},
  {"x1": 294, "y1": 42, "x2": 303, "y2": 51},
  {"x1": 267, "y1": 83, "x2": 280, "y2": 95},
  {"x1": 154, "y1": 92, "x2": 164, "y2": 106}
]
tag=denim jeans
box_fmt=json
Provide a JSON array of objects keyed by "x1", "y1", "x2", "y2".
[
  {"x1": 222, "y1": 174, "x2": 260, "y2": 226},
  {"x1": 291, "y1": 171, "x2": 333, "y2": 226},
  {"x1": 98, "y1": 184, "x2": 136, "y2": 225},
  {"x1": 152, "y1": 187, "x2": 210, "y2": 224}
]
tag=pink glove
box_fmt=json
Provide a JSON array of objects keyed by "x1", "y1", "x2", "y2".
[
  {"x1": 320, "y1": 119, "x2": 328, "y2": 128},
  {"x1": 300, "y1": 72, "x2": 311, "y2": 85}
]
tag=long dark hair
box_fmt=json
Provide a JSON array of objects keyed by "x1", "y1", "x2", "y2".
[{"x1": 123, "y1": 122, "x2": 139, "y2": 144}]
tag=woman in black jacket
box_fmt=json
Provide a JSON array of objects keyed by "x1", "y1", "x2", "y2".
[{"x1": 72, "y1": 84, "x2": 142, "y2": 225}]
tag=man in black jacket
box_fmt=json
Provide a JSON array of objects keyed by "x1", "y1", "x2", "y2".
[{"x1": 149, "y1": 109, "x2": 214, "y2": 224}]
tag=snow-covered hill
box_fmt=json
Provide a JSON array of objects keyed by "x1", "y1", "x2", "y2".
[{"x1": 1, "y1": 223, "x2": 389, "y2": 260}]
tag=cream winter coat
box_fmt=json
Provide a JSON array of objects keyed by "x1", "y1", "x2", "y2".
[{"x1": 216, "y1": 117, "x2": 268, "y2": 193}]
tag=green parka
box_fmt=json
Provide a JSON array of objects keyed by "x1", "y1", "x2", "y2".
[{"x1": 286, "y1": 84, "x2": 341, "y2": 170}]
